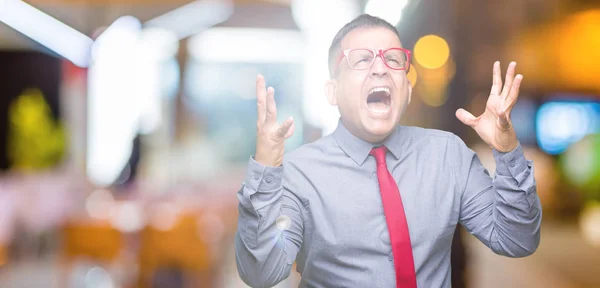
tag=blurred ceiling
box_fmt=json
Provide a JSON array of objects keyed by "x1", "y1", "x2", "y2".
[
  {"x1": 25, "y1": 0, "x2": 290, "y2": 3},
  {"x1": 0, "y1": 0, "x2": 297, "y2": 50},
  {"x1": 2, "y1": 0, "x2": 599, "y2": 96}
]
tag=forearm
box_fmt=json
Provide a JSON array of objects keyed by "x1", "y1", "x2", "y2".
[
  {"x1": 235, "y1": 201, "x2": 293, "y2": 288},
  {"x1": 235, "y1": 157, "x2": 301, "y2": 287},
  {"x1": 459, "y1": 139, "x2": 542, "y2": 258},
  {"x1": 482, "y1": 145, "x2": 542, "y2": 257}
]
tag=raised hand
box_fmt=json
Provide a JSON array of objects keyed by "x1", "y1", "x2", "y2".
[
  {"x1": 456, "y1": 61, "x2": 522, "y2": 152},
  {"x1": 254, "y1": 75, "x2": 295, "y2": 167}
]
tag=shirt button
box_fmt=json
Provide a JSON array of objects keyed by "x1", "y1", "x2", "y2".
[
  {"x1": 388, "y1": 255, "x2": 393, "y2": 261},
  {"x1": 265, "y1": 176, "x2": 273, "y2": 183},
  {"x1": 253, "y1": 173, "x2": 260, "y2": 180},
  {"x1": 509, "y1": 160, "x2": 515, "y2": 167}
]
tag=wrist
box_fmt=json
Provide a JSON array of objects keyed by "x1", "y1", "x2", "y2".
[
  {"x1": 254, "y1": 151, "x2": 282, "y2": 167},
  {"x1": 494, "y1": 140, "x2": 519, "y2": 153},
  {"x1": 491, "y1": 125, "x2": 519, "y2": 152}
]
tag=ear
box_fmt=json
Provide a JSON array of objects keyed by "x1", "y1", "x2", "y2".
[{"x1": 324, "y1": 79, "x2": 337, "y2": 106}]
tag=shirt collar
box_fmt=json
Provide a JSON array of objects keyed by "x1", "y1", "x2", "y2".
[
  {"x1": 381, "y1": 124, "x2": 403, "y2": 161},
  {"x1": 333, "y1": 119, "x2": 403, "y2": 166}
]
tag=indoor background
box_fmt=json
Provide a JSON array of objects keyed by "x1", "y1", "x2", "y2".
[{"x1": 0, "y1": 0, "x2": 599, "y2": 287}]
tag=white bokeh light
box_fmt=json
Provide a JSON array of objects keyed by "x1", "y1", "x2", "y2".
[
  {"x1": 88, "y1": 17, "x2": 180, "y2": 186},
  {"x1": 188, "y1": 28, "x2": 305, "y2": 63},
  {"x1": 109, "y1": 201, "x2": 145, "y2": 233},
  {"x1": 365, "y1": 0, "x2": 409, "y2": 26},
  {"x1": 85, "y1": 189, "x2": 115, "y2": 220},
  {"x1": 580, "y1": 203, "x2": 600, "y2": 248},
  {"x1": 276, "y1": 215, "x2": 292, "y2": 231},
  {"x1": 291, "y1": 0, "x2": 361, "y2": 33},
  {"x1": 88, "y1": 16, "x2": 142, "y2": 186},
  {"x1": 85, "y1": 267, "x2": 115, "y2": 288},
  {"x1": 292, "y1": 0, "x2": 361, "y2": 135},
  {"x1": 0, "y1": 0, "x2": 93, "y2": 67}
]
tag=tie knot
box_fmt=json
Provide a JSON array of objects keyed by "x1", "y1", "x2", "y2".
[{"x1": 370, "y1": 146, "x2": 388, "y2": 166}]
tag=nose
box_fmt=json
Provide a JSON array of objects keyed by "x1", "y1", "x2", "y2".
[{"x1": 370, "y1": 54, "x2": 388, "y2": 77}]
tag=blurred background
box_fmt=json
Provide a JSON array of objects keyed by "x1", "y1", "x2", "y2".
[{"x1": 0, "y1": 0, "x2": 599, "y2": 287}]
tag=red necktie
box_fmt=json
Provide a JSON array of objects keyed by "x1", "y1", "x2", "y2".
[{"x1": 371, "y1": 146, "x2": 417, "y2": 288}]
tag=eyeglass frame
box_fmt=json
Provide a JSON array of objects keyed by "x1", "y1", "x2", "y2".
[{"x1": 333, "y1": 48, "x2": 412, "y2": 75}]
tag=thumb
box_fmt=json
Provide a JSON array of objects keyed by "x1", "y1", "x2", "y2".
[
  {"x1": 496, "y1": 108, "x2": 511, "y2": 130},
  {"x1": 284, "y1": 121, "x2": 295, "y2": 139},
  {"x1": 277, "y1": 117, "x2": 294, "y2": 139},
  {"x1": 455, "y1": 108, "x2": 478, "y2": 127}
]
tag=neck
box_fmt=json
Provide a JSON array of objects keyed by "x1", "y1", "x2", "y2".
[{"x1": 341, "y1": 119, "x2": 392, "y2": 145}]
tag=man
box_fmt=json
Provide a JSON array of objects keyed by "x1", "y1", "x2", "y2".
[{"x1": 235, "y1": 14, "x2": 541, "y2": 288}]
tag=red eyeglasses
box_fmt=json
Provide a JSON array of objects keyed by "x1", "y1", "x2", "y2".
[{"x1": 333, "y1": 48, "x2": 411, "y2": 74}]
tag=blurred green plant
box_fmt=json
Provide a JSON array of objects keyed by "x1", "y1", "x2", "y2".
[
  {"x1": 560, "y1": 133, "x2": 600, "y2": 201},
  {"x1": 7, "y1": 88, "x2": 66, "y2": 171}
]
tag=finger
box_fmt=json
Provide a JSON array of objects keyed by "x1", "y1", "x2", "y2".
[
  {"x1": 490, "y1": 61, "x2": 502, "y2": 96},
  {"x1": 266, "y1": 86, "x2": 277, "y2": 124},
  {"x1": 501, "y1": 62, "x2": 516, "y2": 98},
  {"x1": 455, "y1": 108, "x2": 478, "y2": 127},
  {"x1": 256, "y1": 75, "x2": 267, "y2": 125},
  {"x1": 503, "y1": 74, "x2": 523, "y2": 112},
  {"x1": 277, "y1": 117, "x2": 294, "y2": 139},
  {"x1": 284, "y1": 120, "x2": 295, "y2": 139}
]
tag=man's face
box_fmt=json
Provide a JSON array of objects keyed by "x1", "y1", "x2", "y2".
[{"x1": 326, "y1": 27, "x2": 412, "y2": 143}]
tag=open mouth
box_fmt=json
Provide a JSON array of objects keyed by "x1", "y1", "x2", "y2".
[{"x1": 366, "y1": 86, "x2": 391, "y2": 114}]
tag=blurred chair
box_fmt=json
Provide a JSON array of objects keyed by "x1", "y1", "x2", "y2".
[
  {"x1": 60, "y1": 221, "x2": 124, "y2": 287},
  {"x1": 137, "y1": 212, "x2": 213, "y2": 288},
  {"x1": 0, "y1": 243, "x2": 7, "y2": 268}
]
